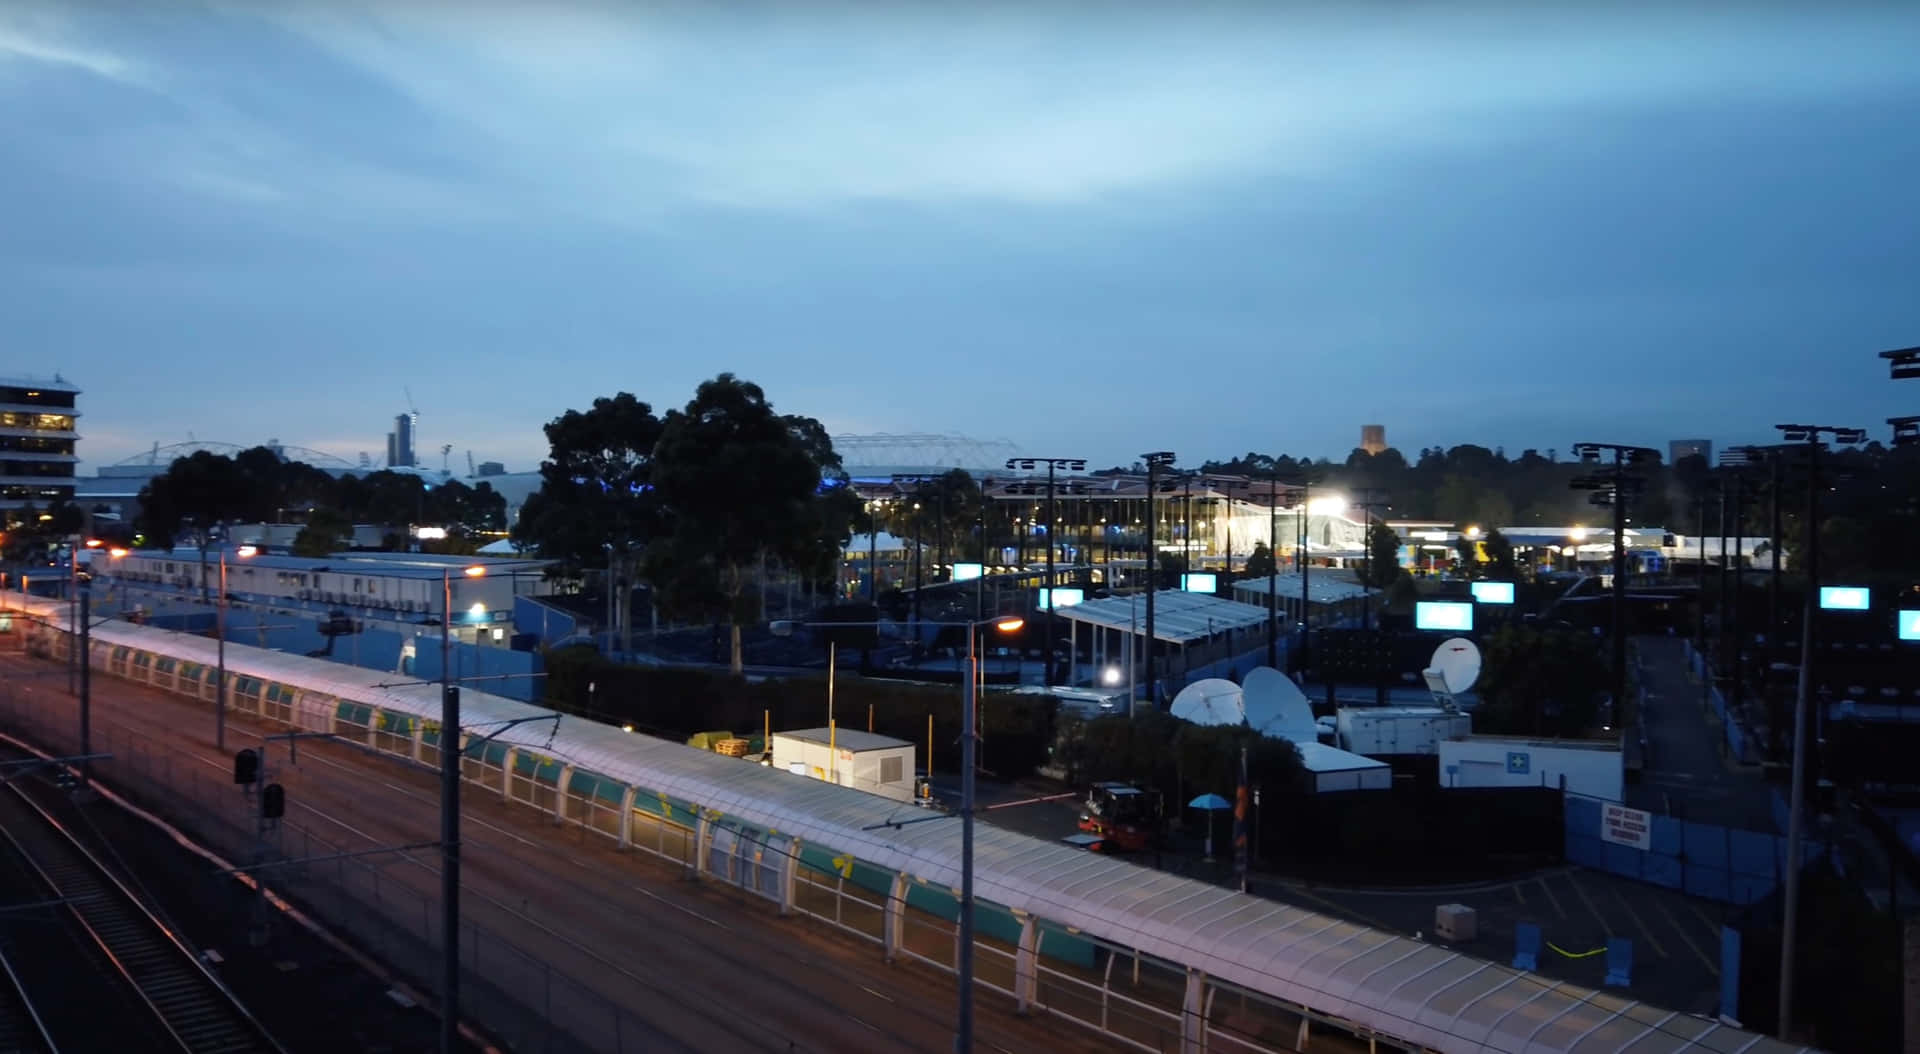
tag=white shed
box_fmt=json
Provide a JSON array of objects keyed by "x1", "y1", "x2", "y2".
[
  {"x1": 1295, "y1": 741, "x2": 1394, "y2": 794},
  {"x1": 1335, "y1": 706, "x2": 1473, "y2": 757},
  {"x1": 771, "y1": 727, "x2": 917, "y2": 803}
]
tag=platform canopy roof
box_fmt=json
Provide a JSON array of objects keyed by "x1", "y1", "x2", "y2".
[{"x1": 1054, "y1": 589, "x2": 1272, "y2": 645}]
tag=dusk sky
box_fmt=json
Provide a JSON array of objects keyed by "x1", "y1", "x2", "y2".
[{"x1": 4, "y1": 2, "x2": 1917, "y2": 473}]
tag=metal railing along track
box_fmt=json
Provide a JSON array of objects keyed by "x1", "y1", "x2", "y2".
[{"x1": 0, "y1": 777, "x2": 284, "y2": 1054}]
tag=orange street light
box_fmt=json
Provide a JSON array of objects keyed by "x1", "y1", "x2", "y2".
[{"x1": 463, "y1": 565, "x2": 487, "y2": 578}]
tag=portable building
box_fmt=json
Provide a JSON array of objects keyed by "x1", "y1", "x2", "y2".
[
  {"x1": 771, "y1": 727, "x2": 917, "y2": 803},
  {"x1": 1295, "y1": 741, "x2": 1393, "y2": 793},
  {"x1": 1437, "y1": 736, "x2": 1623, "y2": 802}
]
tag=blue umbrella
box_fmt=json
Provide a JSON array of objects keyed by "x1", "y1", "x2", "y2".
[{"x1": 1188, "y1": 793, "x2": 1233, "y2": 861}]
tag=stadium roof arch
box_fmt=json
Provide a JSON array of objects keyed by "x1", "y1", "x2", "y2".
[{"x1": 833, "y1": 432, "x2": 1028, "y2": 481}]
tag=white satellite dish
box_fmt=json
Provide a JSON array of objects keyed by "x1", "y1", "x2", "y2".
[
  {"x1": 1170, "y1": 678, "x2": 1246, "y2": 727},
  {"x1": 1242, "y1": 666, "x2": 1317, "y2": 743},
  {"x1": 1429, "y1": 637, "x2": 1482, "y2": 696}
]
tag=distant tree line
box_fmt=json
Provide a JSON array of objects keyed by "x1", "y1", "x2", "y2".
[{"x1": 132, "y1": 446, "x2": 507, "y2": 556}]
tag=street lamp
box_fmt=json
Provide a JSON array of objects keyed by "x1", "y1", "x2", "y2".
[
  {"x1": 772, "y1": 613, "x2": 1023, "y2": 1054},
  {"x1": 440, "y1": 561, "x2": 485, "y2": 1054},
  {"x1": 1140, "y1": 452, "x2": 1177, "y2": 708},
  {"x1": 1771, "y1": 422, "x2": 1864, "y2": 1041},
  {"x1": 215, "y1": 543, "x2": 260, "y2": 750}
]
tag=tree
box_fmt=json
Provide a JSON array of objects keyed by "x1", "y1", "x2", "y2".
[
  {"x1": 1364, "y1": 520, "x2": 1401, "y2": 588},
  {"x1": 1452, "y1": 534, "x2": 1478, "y2": 574},
  {"x1": 1243, "y1": 541, "x2": 1276, "y2": 579},
  {"x1": 513, "y1": 393, "x2": 664, "y2": 573},
  {"x1": 1483, "y1": 527, "x2": 1520, "y2": 581},
  {"x1": 136, "y1": 452, "x2": 257, "y2": 601},
  {"x1": 645, "y1": 374, "x2": 852, "y2": 674},
  {"x1": 292, "y1": 507, "x2": 351, "y2": 557},
  {"x1": 1473, "y1": 622, "x2": 1608, "y2": 737}
]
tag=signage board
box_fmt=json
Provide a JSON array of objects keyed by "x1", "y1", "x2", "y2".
[
  {"x1": 1037, "y1": 587, "x2": 1085, "y2": 610},
  {"x1": 1900, "y1": 610, "x2": 1920, "y2": 642},
  {"x1": 1601, "y1": 802, "x2": 1652, "y2": 850},
  {"x1": 1818, "y1": 586, "x2": 1870, "y2": 611},
  {"x1": 1505, "y1": 751, "x2": 1530, "y2": 775},
  {"x1": 952, "y1": 563, "x2": 984, "y2": 582},
  {"x1": 1181, "y1": 573, "x2": 1218, "y2": 593},
  {"x1": 1470, "y1": 581, "x2": 1516, "y2": 605},
  {"x1": 1416, "y1": 601, "x2": 1474, "y2": 632}
]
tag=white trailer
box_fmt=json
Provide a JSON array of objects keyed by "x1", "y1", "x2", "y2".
[
  {"x1": 1335, "y1": 706, "x2": 1473, "y2": 756},
  {"x1": 771, "y1": 727, "x2": 917, "y2": 804}
]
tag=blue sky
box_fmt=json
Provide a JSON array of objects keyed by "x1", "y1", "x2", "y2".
[{"x1": 4, "y1": 2, "x2": 1917, "y2": 473}]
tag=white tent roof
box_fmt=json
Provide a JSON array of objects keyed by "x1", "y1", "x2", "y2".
[
  {"x1": 1232, "y1": 572, "x2": 1374, "y2": 606},
  {"x1": 845, "y1": 532, "x2": 911, "y2": 555},
  {"x1": 1054, "y1": 590, "x2": 1273, "y2": 645}
]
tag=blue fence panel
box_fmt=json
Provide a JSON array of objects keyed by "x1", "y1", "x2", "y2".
[
  {"x1": 1641, "y1": 814, "x2": 1686, "y2": 889},
  {"x1": 513, "y1": 596, "x2": 577, "y2": 643}
]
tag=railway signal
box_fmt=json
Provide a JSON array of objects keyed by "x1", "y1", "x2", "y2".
[{"x1": 233, "y1": 748, "x2": 259, "y2": 786}]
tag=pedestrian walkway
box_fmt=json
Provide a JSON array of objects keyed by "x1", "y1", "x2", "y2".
[{"x1": 1629, "y1": 635, "x2": 1776, "y2": 831}]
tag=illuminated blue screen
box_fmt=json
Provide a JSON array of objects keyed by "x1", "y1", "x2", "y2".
[
  {"x1": 1470, "y1": 581, "x2": 1516, "y2": 605},
  {"x1": 1819, "y1": 586, "x2": 1870, "y2": 611},
  {"x1": 1415, "y1": 602, "x2": 1474, "y2": 632},
  {"x1": 1181, "y1": 573, "x2": 1218, "y2": 593}
]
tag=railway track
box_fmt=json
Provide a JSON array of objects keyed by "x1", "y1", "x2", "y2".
[{"x1": 0, "y1": 762, "x2": 286, "y2": 1054}]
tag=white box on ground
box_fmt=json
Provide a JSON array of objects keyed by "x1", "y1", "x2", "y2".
[{"x1": 1434, "y1": 904, "x2": 1477, "y2": 943}]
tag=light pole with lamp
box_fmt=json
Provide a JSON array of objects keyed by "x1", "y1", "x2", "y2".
[
  {"x1": 1004, "y1": 458, "x2": 1087, "y2": 687},
  {"x1": 440, "y1": 562, "x2": 486, "y2": 1054},
  {"x1": 1772, "y1": 422, "x2": 1863, "y2": 1041},
  {"x1": 771, "y1": 613, "x2": 1024, "y2": 1054},
  {"x1": 1571, "y1": 442, "x2": 1659, "y2": 728},
  {"x1": 215, "y1": 544, "x2": 260, "y2": 750},
  {"x1": 1139, "y1": 452, "x2": 1177, "y2": 708}
]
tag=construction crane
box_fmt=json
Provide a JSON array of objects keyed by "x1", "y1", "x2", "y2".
[
  {"x1": 466, "y1": 450, "x2": 476, "y2": 477},
  {"x1": 441, "y1": 443, "x2": 453, "y2": 475}
]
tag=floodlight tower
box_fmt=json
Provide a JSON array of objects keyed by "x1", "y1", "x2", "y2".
[
  {"x1": 1006, "y1": 457, "x2": 1086, "y2": 687},
  {"x1": 1140, "y1": 452, "x2": 1177, "y2": 707},
  {"x1": 1886, "y1": 345, "x2": 1920, "y2": 447},
  {"x1": 1772, "y1": 422, "x2": 1866, "y2": 1041},
  {"x1": 1570, "y1": 442, "x2": 1659, "y2": 730}
]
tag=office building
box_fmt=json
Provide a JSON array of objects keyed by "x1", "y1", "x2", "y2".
[
  {"x1": 0, "y1": 374, "x2": 81, "y2": 516},
  {"x1": 386, "y1": 411, "x2": 417, "y2": 468}
]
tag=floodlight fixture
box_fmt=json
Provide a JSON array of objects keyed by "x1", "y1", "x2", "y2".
[
  {"x1": 1881, "y1": 345, "x2": 1920, "y2": 380},
  {"x1": 1891, "y1": 416, "x2": 1920, "y2": 447},
  {"x1": 1141, "y1": 451, "x2": 1177, "y2": 468}
]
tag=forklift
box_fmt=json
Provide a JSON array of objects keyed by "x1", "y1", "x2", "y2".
[{"x1": 1077, "y1": 781, "x2": 1163, "y2": 853}]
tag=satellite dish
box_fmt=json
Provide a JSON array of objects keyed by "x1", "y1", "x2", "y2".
[
  {"x1": 1242, "y1": 666, "x2": 1317, "y2": 743},
  {"x1": 1170, "y1": 679, "x2": 1245, "y2": 727},
  {"x1": 1429, "y1": 637, "x2": 1482, "y2": 695}
]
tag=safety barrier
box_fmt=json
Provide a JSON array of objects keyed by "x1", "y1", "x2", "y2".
[{"x1": 1564, "y1": 793, "x2": 1824, "y2": 906}]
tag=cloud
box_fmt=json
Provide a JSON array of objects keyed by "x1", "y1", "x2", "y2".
[
  {"x1": 0, "y1": 18, "x2": 141, "y2": 85},
  {"x1": 231, "y1": 3, "x2": 1920, "y2": 220}
]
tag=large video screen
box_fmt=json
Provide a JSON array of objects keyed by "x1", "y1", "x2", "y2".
[
  {"x1": 1037, "y1": 587, "x2": 1085, "y2": 610},
  {"x1": 951, "y1": 563, "x2": 984, "y2": 582},
  {"x1": 1899, "y1": 610, "x2": 1920, "y2": 642},
  {"x1": 1415, "y1": 601, "x2": 1474, "y2": 632},
  {"x1": 1181, "y1": 573, "x2": 1218, "y2": 593},
  {"x1": 1819, "y1": 586, "x2": 1870, "y2": 611},
  {"x1": 1470, "y1": 581, "x2": 1516, "y2": 605}
]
